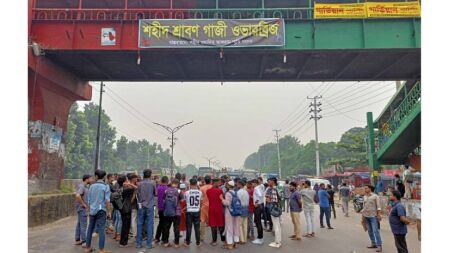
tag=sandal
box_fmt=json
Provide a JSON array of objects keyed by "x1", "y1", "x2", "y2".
[{"x1": 84, "y1": 248, "x2": 95, "y2": 253}]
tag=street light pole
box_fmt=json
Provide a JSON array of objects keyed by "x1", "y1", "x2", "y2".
[{"x1": 153, "y1": 121, "x2": 193, "y2": 178}]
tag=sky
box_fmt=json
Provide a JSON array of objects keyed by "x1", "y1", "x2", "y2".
[{"x1": 78, "y1": 81, "x2": 397, "y2": 169}]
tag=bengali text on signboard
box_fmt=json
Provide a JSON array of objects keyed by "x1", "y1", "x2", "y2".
[
  {"x1": 366, "y1": 1, "x2": 421, "y2": 18},
  {"x1": 314, "y1": 3, "x2": 366, "y2": 19},
  {"x1": 138, "y1": 19, "x2": 285, "y2": 48}
]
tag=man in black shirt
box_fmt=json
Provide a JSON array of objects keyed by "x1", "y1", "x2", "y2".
[{"x1": 327, "y1": 185, "x2": 336, "y2": 219}]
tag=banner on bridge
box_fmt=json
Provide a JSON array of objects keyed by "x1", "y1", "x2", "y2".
[
  {"x1": 366, "y1": 1, "x2": 421, "y2": 18},
  {"x1": 138, "y1": 19, "x2": 285, "y2": 48},
  {"x1": 314, "y1": 3, "x2": 366, "y2": 19}
]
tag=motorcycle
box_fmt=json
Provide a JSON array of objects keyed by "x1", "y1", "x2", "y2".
[{"x1": 353, "y1": 194, "x2": 364, "y2": 213}]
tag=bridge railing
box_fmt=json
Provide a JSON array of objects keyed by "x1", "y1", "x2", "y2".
[
  {"x1": 375, "y1": 81, "x2": 421, "y2": 152},
  {"x1": 32, "y1": 7, "x2": 313, "y2": 21}
]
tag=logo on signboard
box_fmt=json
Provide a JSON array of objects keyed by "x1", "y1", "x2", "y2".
[{"x1": 101, "y1": 28, "x2": 116, "y2": 46}]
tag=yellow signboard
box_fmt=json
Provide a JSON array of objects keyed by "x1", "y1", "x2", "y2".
[
  {"x1": 366, "y1": 1, "x2": 421, "y2": 18},
  {"x1": 314, "y1": 3, "x2": 366, "y2": 19}
]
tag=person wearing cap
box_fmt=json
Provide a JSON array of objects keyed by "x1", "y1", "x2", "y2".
[
  {"x1": 265, "y1": 177, "x2": 282, "y2": 248},
  {"x1": 221, "y1": 180, "x2": 240, "y2": 249}
]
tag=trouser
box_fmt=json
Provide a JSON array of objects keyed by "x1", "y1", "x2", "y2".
[
  {"x1": 280, "y1": 198, "x2": 285, "y2": 211},
  {"x1": 330, "y1": 202, "x2": 336, "y2": 218},
  {"x1": 226, "y1": 216, "x2": 240, "y2": 245},
  {"x1": 113, "y1": 209, "x2": 122, "y2": 234},
  {"x1": 200, "y1": 221, "x2": 207, "y2": 241},
  {"x1": 264, "y1": 206, "x2": 273, "y2": 230},
  {"x1": 341, "y1": 198, "x2": 349, "y2": 216},
  {"x1": 131, "y1": 209, "x2": 138, "y2": 236},
  {"x1": 271, "y1": 215, "x2": 281, "y2": 244},
  {"x1": 120, "y1": 212, "x2": 131, "y2": 246},
  {"x1": 320, "y1": 206, "x2": 331, "y2": 227},
  {"x1": 394, "y1": 234, "x2": 408, "y2": 253},
  {"x1": 162, "y1": 216, "x2": 176, "y2": 244},
  {"x1": 290, "y1": 211, "x2": 301, "y2": 239},
  {"x1": 186, "y1": 212, "x2": 201, "y2": 245},
  {"x1": 136, "y1": 207, "x2": 154, "y2": 248},
  {"x1": 254, "y1": 205, "x2": 264, "y2": 239},
  {"x1": 365, "y1": 216, "x2": 382, "y2": 247},
  {"x1": 155, "y1": 210, "x2": 165, "y2": 241},
  {"x1": 86, "y1": 210, "x2": 107, "y2": 250},
  {"x1": 239, "y1": 216, "x2": 248, "y2": 243},
  {"x1": 417, "y1": 219, "x2": 421, "y2": 241},
  {"x1": 211, "y1": 226, "x2": 225, "y2": 243},
  {"x1": 75, "y1": 208, "x2": 88, "y2": 242},
  {"x1": 304, "y1": 209, "x2": 315, "y2": 234},
  {"x1": 172, "y1": 216, "x2": 181, "y2": 245},
  {"x1": 405, "y1": 182, "x2": 412, "y2": 199},
  {"x1": 247, "y1": 213, "x2": 254, "y2": 238}
]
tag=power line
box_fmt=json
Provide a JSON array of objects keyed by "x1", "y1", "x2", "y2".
[
  {"x1": 323, "y1": 94, "x2": 394, "y2": 117},
  {"x1": 325, "y1": 81, "x2": 387, "y2": 104}
]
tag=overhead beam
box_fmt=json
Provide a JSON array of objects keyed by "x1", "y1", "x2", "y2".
[
  {"x1": 82, "y1": 54, "x2": 114, "y2": 80},
  {"x1": 373, "y1": 53, "x2": 409, "y2": 79},
  {"x1": 258, "y1": 54, "x2": 267, "y2": 80},
  {"x1": 296, "y1": 53, "x2": 312, "y2": 79},
  {"x1": 333, "y1": 53, "x2": 359, "y2": 80}
]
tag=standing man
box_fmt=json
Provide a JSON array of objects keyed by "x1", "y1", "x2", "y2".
[
  {"x1": 252, "y1": 177, "x2": 265, "y2": 245},
  {"x1": 288, "y1": 181, "x2": 302, "y2": 241},
  {"x1": 207, "y1": 178, "x2": 226, "y2": 246},
  {"x1": 395, "y1": 174, "x2": 405, "y2": 198},
  {"x1": 284, "y1": 180, "x2": 291, "y2": 213},
  {"x1": 136, "y1": 169, "x2": 157, "y2": 249},
  {"x1": 85, "y1": 169, "x2": 111, "y2": 253},
  {"x1": 161, "y1": 179, "x2": 181, "y2": 248},
  {"x1": 327, "y1": 184, "x2": 336, "y2": 219},
  {"x1": 299, "y1": 180, "x2": 316, "y2": 237},
  {"x1": 154, "y1": 176, "x2": 169, "y2": 244},
  {"x1": 75, "y1": 174, "x2": 92, "y2": 247},
  {"x1": 236, "y1": 179, "x2": 250, "y2": 244},
  {"x1": 318, "y1": 183, "x2": 333, "y2": 229},
  {"x1": 222, "y1": 180, "x2": 240, "y2": 249},
  {"x1": 362, "y1": 185, "x2": 383, "y2": 252},
  {"x1": 129, "y1": 174, "x2": 139, "y2": 239},
  {"x1": 389, "y1": 190, "x2": 410, "y2": 253},
  {"x1": 200, "y1": 176, "x2": 213, "y2": 242},
  {"x1": 184, "y1": 178, "x2": 202, "y2": 246},
  {"x1": 246, "y1": 180, "x2": 255, "y2": 241},
  {"x1": 265, "y1": 177, "x2": 282, "y2": 248},
  {"x1": 339, "y1": 182, "x2": 351, "y2": 217}
]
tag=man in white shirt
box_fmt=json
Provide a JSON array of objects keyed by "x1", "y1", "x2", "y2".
[
  {"x1": 184, "y1": 178, "x2": 203, "y2": 246},
  {"x1": 252, "y1": 177, "x2": 265, "y2": 245},
  {"x1": 236, "y1": 179, "x2": 250, "y2": 244}
]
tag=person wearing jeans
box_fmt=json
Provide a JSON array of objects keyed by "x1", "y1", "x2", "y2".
[
  {"x1": 136, "y1": 169, "x2": 157, "y2": 249},
  {"x1": 362, "y1": 185, "x2": 383, "y2": 252},
  {"x1": 75, "y1": 174, "x2": 92, "y2": 246},
  {"x1": 85, "y1": 169, "x2": 111, "y2": 253},
  {"x1": 318, "y1": 183, "x2": 333, "y2": 229},
  {"x1": 299, "y1": 180, "x2": 316, "y2": 237}
]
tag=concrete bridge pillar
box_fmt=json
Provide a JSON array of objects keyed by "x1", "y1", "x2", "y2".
[{"x1": 28, "y1": 49, "x2": 92, "y2": 194}]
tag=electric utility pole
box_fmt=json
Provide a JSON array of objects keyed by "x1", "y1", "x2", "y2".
[
  {"x1": 153, "y1": 121, "x2": 193, "y2": 178},
  {"x1": 308, "y1": 95, "x2": 322, "y2": 177},
  {"x1": 203, "y1": 156, "x2": 216, "y2": 168},
  {"x1": 273, "y1": 129, "x2": 282, "y2": 179},
  {"x1": 94, "y1": 82, "x2": 105, "y2": 171}
]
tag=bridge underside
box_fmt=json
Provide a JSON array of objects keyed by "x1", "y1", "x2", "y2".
[{"x1": 47, "y1": 48, "x2": 420, "y2": 82}]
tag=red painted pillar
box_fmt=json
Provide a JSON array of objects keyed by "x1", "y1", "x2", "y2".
[{"x1": 28, "y1": 49, "x2": 92, "y2": 193}]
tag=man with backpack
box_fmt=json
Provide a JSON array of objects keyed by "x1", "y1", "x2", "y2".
[
  {"x1": 184, "y1": 178, "x2": 202, "y2": 247},
  {"x1": 236, "y1": 179, "x2": 250, "y2": 244},
  {"x1": 265, "y1": 177, "x2": 282, "y2": 248},
  {"x1": 136, "y1": 169, "x2": 157, "y2": 249},
  {"x1": 222, "y1": 180, "x2": 241, "y2": 249},
  {"x1": 84, "y1": 169, "x2": 111, "y2": 253},
  {"x1": 161, "y1": 179, "x2": 182, "y2": 247},
  {"x1": 289, "y1": 181, "x2": 302, "y2": 241}
]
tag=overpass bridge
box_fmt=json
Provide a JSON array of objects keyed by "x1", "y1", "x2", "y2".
[{"x1": 28, "y1": 0, "x2": 421, "y2": 192}]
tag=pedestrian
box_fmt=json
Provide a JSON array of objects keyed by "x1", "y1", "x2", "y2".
[
  {"x1": 327, "y1": 184, "x2": 336, "y2": 219},
  {"x1": 84, "y1": 169, "x2": 111, "y2": 253},
  {"x1": 389, "y1": 190, "x2": 410, "y2": 253},
  {"x1": 288, "y1": 181, "x2": 302, "y2": 241},
  {"x1": 200, "y1": 175, "x2": 213, "y2": 242},
  {"x1": 154, "y1": 176, "x2": 169, "y2": 244},
  {"x1": 105, "y1": 174, "x2": 115, "y2": 235},
  {"x1": 118, "y1": 174, "x2": 137, "y2": 247},
  {"x1": 246, "y1": 180, "x2": 255, "y2": 241},
  {"x1": 129, "y1": 174, "x2": 139, "y2": 239},
  {"x1": 263, "y1": 182, "x2": 272, "y2": 232},
  {"x1": 318, "y1": 183, "x2": 333, "y2": 229},
  {"x1": 161, "y1": 179, "x2": 181, "y2": 247},
  {"x1": 172, "y1": 180, "x2": 183, "y2": 248},
  {"x1": 136, "y1": 169, "x2": 157, "y2": 249},
  {"x1": 252, "y1": 177, "x2": 265, "y2": 245},
  {"x1": 284, "y1": 180, "x2": 291, "y2": 213},
  {"x1": 395, "y1": 174, "x2": 406, "y2": 198},
  {"x1": 299, "y1": 180, "x2": 316, "y2": 237},
  {"x1": 236, "y1": 179, "x2": 250, "y2": 244},
  {"x1": 362, "y1": 185, "x2": 383, "y2": 252},
  {"x1": 265, "y1": 177, "x2": 282, "y2": 248},
  {"x1": 75, "y1": 174, "x2": 92, "y2": 247},
  {"x1": 222, "y1": 180, "x2": 240, "y2": 249},
  {"x1": 179, "y1": 183, "x2": 187, "y2": 237},
  {"x1": 184, "y1": 178, "x2": 202, "y2": 246},
  {"x1": 207, "y1": 178, "x2": 226, "y2": 246},
  {"x1": 339, "y1": 182, "x2": 351, "y2": 217}
]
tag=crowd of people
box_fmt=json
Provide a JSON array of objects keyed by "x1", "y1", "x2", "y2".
[{"x1": 73, "y1": 169, "x2": 413, "y2": 253}]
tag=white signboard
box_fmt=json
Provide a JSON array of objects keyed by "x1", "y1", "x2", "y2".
[{"x1": 101, "y1": 28, "x2": 116, "y2": 46}]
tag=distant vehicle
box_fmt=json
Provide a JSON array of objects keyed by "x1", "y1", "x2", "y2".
[
  {"x1": 241, "y1": 170, "x2": 259, "y2": 180},
  {"x1": 119, "y1": 170, "x2": 138, "y2": 176},
  {"x1": 308, "y1": 178, "x2": 331, "y2": 188},
  {"x1": 198, "y1": 167, "x2": 215, "y2": 177}
]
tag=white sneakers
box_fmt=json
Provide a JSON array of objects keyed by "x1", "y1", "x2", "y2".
[
  {"x1": 251, "y1": 238, "x2": 264, "y2": 245},
  {"x1": 269, "y1": 242, "x2": 281, "y2": 248}
]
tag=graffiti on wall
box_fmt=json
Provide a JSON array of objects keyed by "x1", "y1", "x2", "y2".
[{"x1": 29, "y1": 120, "x2": 65, "y2": 157}]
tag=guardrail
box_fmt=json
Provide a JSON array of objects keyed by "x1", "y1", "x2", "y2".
[{"x1": 376, "y1": 81, "x2": 421, "y2": 151}]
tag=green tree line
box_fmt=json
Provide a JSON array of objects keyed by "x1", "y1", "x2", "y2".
[
  {"x1": 243, "y1": 127, "x2": 369, "y2": 177},
  {"x1": 64, "y1": 102, "x2": 174, "y2": 179}
]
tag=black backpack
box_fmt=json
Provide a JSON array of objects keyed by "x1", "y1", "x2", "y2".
[{"x1": 111, "y1": 187, "x2": 124, "y2": 210}]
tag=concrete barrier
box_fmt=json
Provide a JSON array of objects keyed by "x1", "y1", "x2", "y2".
[{"x1": 28, "y1": 193, "x2": 76, "y2": 227}]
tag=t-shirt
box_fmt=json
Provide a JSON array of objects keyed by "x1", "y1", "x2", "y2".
[
  {"x1": 389, "y1": 201, "x2": 408, "y2": 235},
  {"x1": 339, "y1": 186, "x2": 351, "y2": 199},
  {"x1": 185, "y1": 189, "x2": 202, "y2": 213},
  {"x1": 318, "y1": 189, "x2": 330, "y2": 207},
  {"x1": 299, "y1": 188, "x2": 316, "y2": 211},
  {"x1": 75, "y1": 183, "x2": 89, "y2": 212},
  {"x1": 137, "y1": 179, "x2": 157, "y2": 209},
  {"x1": 157, "y1": 184, "x2": 168, "y2": 211},
  {"x1": 289, "y1": 191, "x2": 302, "y2": 212}
]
